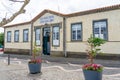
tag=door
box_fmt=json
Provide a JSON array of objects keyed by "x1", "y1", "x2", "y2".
[{"x1": 43, "y1": 27, "x2": 50, "y2": 55}]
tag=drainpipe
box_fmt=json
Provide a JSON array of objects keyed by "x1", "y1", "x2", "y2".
[
  {"x1": 4, "y1": 28, "x2": 6, "y2": 52},
  {"x1": 30, "y1": 22, "x2": 33, "y2": 55},
  {"x1": 63, "y1": 17, "x2": 67, "y2": 57}
]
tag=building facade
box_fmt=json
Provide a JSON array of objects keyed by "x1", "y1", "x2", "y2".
[{"x1": 3, "y1": 4, "x2": 120, "y2": 59}]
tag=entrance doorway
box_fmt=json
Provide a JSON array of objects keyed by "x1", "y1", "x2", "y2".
[{"x1": 42, "y1": 27, "x2": 50, "y2": 55}]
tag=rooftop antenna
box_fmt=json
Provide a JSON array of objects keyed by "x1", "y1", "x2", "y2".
[{"x1": 57, "y1": 0, "x2": 60, "y2": 12}]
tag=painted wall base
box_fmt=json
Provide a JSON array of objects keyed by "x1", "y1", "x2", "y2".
[
  {"x1": 67, "y1": 52, "x2": 120, "y2": 60},
  {"x1": 3, "y1": 49, "x2": 120, "y2": 60},
  {"x1": 4, "y1": 48, "x2": 30, "y2": 55},
  {"x1": 50, "y1": 51, "x2": 64, "y2": 57}
]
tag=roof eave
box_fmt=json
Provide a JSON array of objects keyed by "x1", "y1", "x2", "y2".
[
  {"x1": 3, "y1": 21, "x2": 31, "y2": 28},
  {"x1": 66, "y1": 4, "x2": 120, "y2": 17}
]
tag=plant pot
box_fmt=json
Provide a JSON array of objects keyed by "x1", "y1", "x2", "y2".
[
  {"x1": 28, "y1": 63, "x2": 41, "y2": 74},
  {"x1": 83, "y1": 69, "x2": 102, "y2": 80}
]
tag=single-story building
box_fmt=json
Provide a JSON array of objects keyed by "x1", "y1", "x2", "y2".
[{"x1": 3, "y1": 4, "x2": 120, "y2": 59}]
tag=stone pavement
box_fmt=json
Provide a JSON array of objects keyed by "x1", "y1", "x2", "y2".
[
  {"x1": 0, "y1": 53, "x2": 120, "y2": 67},
  {"x1": 0, "y1": 56, "x2": 120, "y2": 80},
  {"x1": 0, "y1": 52, "x2": 120, "y2": 80}
]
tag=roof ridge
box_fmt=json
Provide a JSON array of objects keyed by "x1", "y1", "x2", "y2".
[{"x1": 31, "y1": 9, "x2": 66, "y2": 22}]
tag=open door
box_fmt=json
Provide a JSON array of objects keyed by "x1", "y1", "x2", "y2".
[{"x1": 43, "y1": 27, "x2": 50, "y2": 55}]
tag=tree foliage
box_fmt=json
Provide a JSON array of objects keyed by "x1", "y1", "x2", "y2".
[
  {"x1": 0, "y1": 33, "x2": 4, "y2": 45},
  {"x1": 86, "y1": 35, "x2": 106, "y2": 64},
  {"x1": 0, "y1": 0, "x2": 30, "y2": 27},
  {"x1": 32, "y1": 43, "x2": 41, "y2": 59}
]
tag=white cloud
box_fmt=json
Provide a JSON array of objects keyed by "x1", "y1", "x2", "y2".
[{"x1": 0, "y1": 0, "x2": 120, "y2": 33}]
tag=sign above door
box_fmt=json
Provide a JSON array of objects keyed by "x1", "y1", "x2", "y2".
[{"x1": 40, "y1": 15, "x2": 54, "y2": 24}]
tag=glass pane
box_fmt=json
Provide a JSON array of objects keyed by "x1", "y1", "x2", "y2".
[
  {"x1": 56, "y1": 32, "x2": 59, "y2": 40},
  {"x1": 44, "y1": 28, "x2": 50, "y2": 36},
  {"x1": 94, "y1": 34, "x2": 99, "y2": 38},
  {"x1": 36, "y1": 29, "x2": 40, "y2": 40},
  {"x1": 35, "y1": 28, "x2": 40, "y2": 45},
  {"x1": 72, "y1": 26, "x2": 76, "y2": 30},
  {"x1": 72, "y1": 23, "x2": 82, "y2": 40},
  {"x1": 53, "y1": 26, "x2": 59, "y2": 46},
  {"x1": 76, "y1": 25, "x2": 81, "y2": 30},
  {"x1": 26, "y1": 33, "x2": 28, "y2": 41},
  {"x1": 94, "y1": 28, "x2": 99, "y2": 34},
  {"x1": 72, "y1": 30, "x2": 76, "y2": 40},
  {"x1": 15, "y1": 31, "x2": 19, "y2": 41},
  {"x1": 7, "y1": 32, "x2": 11, "y2": 42},
  {"x1": 101, "y1": 27, "x2": 106, "y2": 34},
  {"x1": 53, "y1": 32, "x2": 55, "y2": 40},
  {"x1": 77, "y1": 30, "x2": 81, "y2": 40},
  {"x1": 24, "y1": 30, "x2": 28, "y2": 41},
  {"x1": 94, "y1": 20, "x2": 107, "y2": 40}
]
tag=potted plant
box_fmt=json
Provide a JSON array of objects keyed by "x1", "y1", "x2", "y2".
[
  {"x1": 28, "y1": 43, "x2": 42, "y2": 74},
  {"x1": 82, "y1": 35, "x2": 105, "y2": 80}
]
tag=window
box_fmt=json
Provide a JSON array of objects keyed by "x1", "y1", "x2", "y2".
[
  {"x1": 35, "y1": 28, "x2": 40, "y2": 45},
  {"x1": 7, "y1": 31, "x2": 11, "y2": 42},
  {"x1": 23, "y1": 29, "x2": 29, "y2": 42},
  {"x1": 14, "y1": 30, "x2": 19, "y2": 42},
  {"x1": 71, "y1": 23, "x2": 82, "y2": 41},
  {"x1": 52, "y1": 26, "x2": 60, "y2": 46},
  {"x1": 93, "y1": 19, "x2": 108, "y2": 40}
]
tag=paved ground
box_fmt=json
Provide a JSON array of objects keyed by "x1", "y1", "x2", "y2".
[{"x1": 0, "y1": 52, "x2": 120, "y2": 80}]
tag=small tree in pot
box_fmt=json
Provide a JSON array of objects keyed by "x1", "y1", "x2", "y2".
[
  {"x1": 28, "y1": 43, "x2": 42, "y2": 74},
  {"x1": 82, "y1": 35, "x2": 106, "y2": 80}
]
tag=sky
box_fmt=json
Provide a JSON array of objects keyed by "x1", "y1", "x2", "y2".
[{"x1": 0, "y1": 0, "x2": 120, "y2": 33}]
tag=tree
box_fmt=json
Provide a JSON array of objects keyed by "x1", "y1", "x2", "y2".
[
  {"x1": 0, "y1": 0, "x2": 30, "y2": 27},
  {"x1": 86, "y1": 35, "x2": 106, "y2": 64},
  {"x1": 0, "y1": 33, "x2": 4, "y2": 45}
]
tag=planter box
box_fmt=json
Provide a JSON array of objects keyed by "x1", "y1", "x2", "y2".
[
  {"x1": 83, "y1": 69, "x2": 102, "y2": 80},
  {"x1": 28, "y1": 63, "x2": 41, "y2": 74}
]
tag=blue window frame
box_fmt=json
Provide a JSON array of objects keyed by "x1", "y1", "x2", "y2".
[
  {"x1": 14, "y1": 30, "x2": 19, "y2": 42},
  {"x1": 93, "y1": 19, "x2": 108, "y2": 40},
  {"x1": 23, "y1": 29, "x2": 29, "y2": 42},
  {"x1": 7, "y1": 31, "x2": 11, "y2": 42},
  {"x1": 52, "y1": 26, "x2": 60, "y2": 46},
  {"x1": 71, "y1": 23, "x2": 82, "y2": 41},
  {"x1": 35, "y1": 28, "x2": 41, "y2": 46}
]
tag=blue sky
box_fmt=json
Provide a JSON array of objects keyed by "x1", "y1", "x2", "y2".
[{"x1": 0, "y1": 0, "x2": 120, "y2": 33}]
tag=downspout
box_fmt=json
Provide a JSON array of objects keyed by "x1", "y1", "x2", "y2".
[
  {"x1": 63, "y1": 17, "x2": 67, "y2": 57},
  {"x1": 30, "y1": 22, "x2": 33, "y2": 55},
  {"x1": 4, "y1": 28, "x2": 5, "y2": 52}
]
